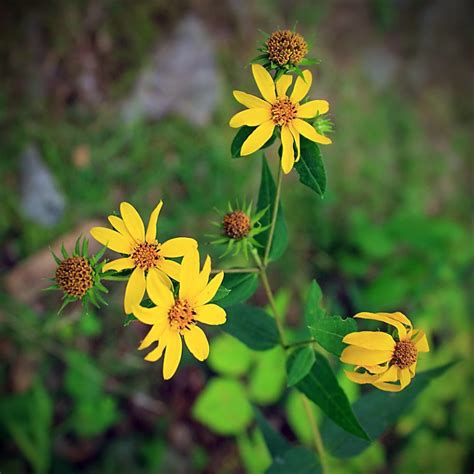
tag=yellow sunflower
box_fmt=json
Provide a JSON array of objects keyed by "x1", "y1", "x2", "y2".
[
  {"x1": 132, "y1": 248, "x2": 226, "y2": 380},
  {"x1": 340, "y1": 312, "x2": 430, "y2": 392},
  {"x1": 90, "y1": 201, "x2": 197, "y2": 314},
  {"x1": 230, "y1": 63, "x2": 331, "y2": 174}
]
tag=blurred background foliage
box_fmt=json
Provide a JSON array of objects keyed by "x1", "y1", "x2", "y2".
[{"x1": 0, "y1": 0, "x2": 472, "y2": 473}]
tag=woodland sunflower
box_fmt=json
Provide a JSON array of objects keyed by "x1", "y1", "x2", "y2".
[
  {"x1": 340, "y1": 312, "x2": 430, "y2": 392},
  {"x1": 132, "y1": 248, "x2": 226, "y2": 380},
  {"x1": 230, "y1": 63, "x2": 331, "y2": 174},
  {"x1": 90, "y1": 201, "x2": 197, "y2": 314}
]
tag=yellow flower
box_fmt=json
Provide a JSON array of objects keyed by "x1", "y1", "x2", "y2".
[
  {"x1": 229, "y1": 63, "x2": 331, "y2": 174},
  {"x1": 132, "y1": 248, "x2": 226, "y2": 380},
  {"x1": 90, "y1": 201, "x2": 197, "y2": 314},
  {"x1": 340, "y1": 312, "x2": 430, "y2": 392}
]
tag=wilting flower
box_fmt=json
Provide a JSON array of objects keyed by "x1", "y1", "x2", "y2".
[
  {"x1": 230, "y1": 64, "x2": 331, "y2": 174},
  {"x1": 132, "y1": 248, "x2": 226, "y2": 380},
  {"x1": 340, "y1": 312, "x2": 430, "y2": 392},
  {"x1": 90, "y1": 201, "x2": 197, "y2": 314}
]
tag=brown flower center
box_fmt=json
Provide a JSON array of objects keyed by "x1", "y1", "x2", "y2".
[
  {"x1": 131, "y1": 242, "x2": 161, "y2": 270},
  {"x1": 168, "y1": 299, "x2": 196, "y2": 332},
  {"x1": 55, "y1": 256, "x2": 93, "y2": 298},
  {"x1": 391, "y1": 341, "x2": 418, "y2": 369},
  {"x1": 271, "y1": 97, "x2": 297, "y2": 126},
  {"x1": 266, "y1": 30, "x2": 308, "y2": 66},
  {"x1": 223, "y1": 211, "x2": 251, "y2": 239}
]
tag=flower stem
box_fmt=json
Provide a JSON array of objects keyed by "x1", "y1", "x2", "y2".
[
  {"x1": 263, "y1": 162, "x2": 283, "y2": 266},
  {"x1": 211, "y1": 267, "x2": 260, "y2": 274},
  {"x1": 301, "y1": 395, "x2": 330, "y2": 474},
  {"x1": 284, "y1": 338, "x2": 317, "y2": 349}
]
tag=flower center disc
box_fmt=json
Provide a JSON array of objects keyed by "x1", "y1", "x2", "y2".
[
  {"x1": 131, "y1": 242, "x2": 161, "y2": 270},
  {"x1": 266, "y1": 30, "x2": 308, "y2": 66},
  {"x1": 223, "y1": 210, "x2": 251, "y2": 239},
  {"x1": 168, "y1": 299, "x2": 196, "y2": 332},
  {"x1": 391, "y1": 341, "x2": 418, "y2": 369},
  {"x1": 271, "y1": 97, "x2": 297, "y2": 126},
  {"x1": 55, "y1": 256, "x2": 93, "y2": 297}
]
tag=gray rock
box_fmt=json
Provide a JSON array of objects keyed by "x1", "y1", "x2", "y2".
[
  {"x1": 20, "y1": 145, "x2": 65, "y2": 226},
  {"x1": 122, "y1": 15, "x2": 220, "y2": 126}
]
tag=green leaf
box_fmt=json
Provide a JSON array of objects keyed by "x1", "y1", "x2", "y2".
[
  {"x1": 322, "y1": 361, "x2": 457, "y2": 458},
  {"x1": 231, "y1": 126, "x2": 276, "y2": 158},
  {"x1": 294, "y1": 137, "x2": 327, "y2": 197},
  {"x1": 309, "y1": 314, "x2": 357, "y2": 357},
  {"x1": 254, "y1": 408, "x2": 291, "y2": 458},
  {"x1": 211, "y1": 285, "x2": 231, "y2": 302},
  {"x1": 237, "y1": 429, "x2": 272, "y2": 474},
  {"x1": 287, "y1": 346, "x2": 316, "y2": 386},
  {"x1": 267, "y1": 447, "x2": 321, "y2": 474},
  {"x1": 223, "y1": 303, "x2": 280, "y2": 351},
  {"x1": 285, "y1": 390, "x2": 319, "y2": 445},
  {"x1": 296, "y1": 352, "x2": 369, "y2": 440},
  {"x1": 304, "y1": 280, "x2": 324, "y2": 326},
  {"x1": 208, "y1": 334, "x2": 253, "y2": 377},
  {"x1": 123, "y1": 314, "x2": 137, "y2": 326},
  {"x1": 255, "y1": 156, "x2": 288, "y2": 261},
  {"x1": 218, "y1": 272, "x2": 259, "y2": 307},
  {"x1": 192, "y1": 378, "x2": 253, "y2": 435}
]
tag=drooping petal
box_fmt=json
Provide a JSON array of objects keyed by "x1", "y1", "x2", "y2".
[
  {"x1": 233, "y1": 90, "x2": 271, "y2": 109},
  {"x1": 354, "y1": 312, "x2": 408, "y2": 340},
  {"x1": 409, "y1": 362, "x2": 417, "y2": 376},
  {"x1": 342, "y1": 331, "x2": 396, "y2": 351},
  {"x1": 340, "y1": 346, "x2": 393, "y2": 366},
  {"x1": 124, "y1": 267, "x2": 146, "y2": 314},
  {"x1": 229, "y1": 108, "x2": 272, "y2": 128},
  {"x1": 251, "y1": 64, "x2": 276, "y2": 103},
  {"x1": 160, "y1": 237, "x2": 198, "y2": 258},
  {"x1": 90, "y1": 227, "x2": 132, "y2": 254},
  {"x1": 296, "y1": 100, "x2": 330, "y2": 118},
  {"x1": 290, "y1": 70, "x2": 312, "y2": 103},
  {"x1": 163, "y1": 331, "x2": 182, "y2": 380},
  {"x1": 139, "y1": 323, "x2": 167, "y2": 350},
  {"x1": 108, "y1": 216, "x2": 135, "y2": 244},
  {"x1": 240, "y1": 120, "x2": 275, "y2": 156},
  {"x1": 179, "y1": 248, "x2": 201, "y2": 299},
  {"x1": 280, "y1": 125, "x2": 295, "y2": 174},
  {"x1": 194, "y1": 304, "x2": 226, "y2": 325},
  {"x1": 133, "y1": 305, "x2": 168, "y2": 325},
  {"x1": 102, "y1": 257, "x2": 135, "y2": 273},
  {"x1": 120, "y1": 202, "x2": 145, "y2": 242},
  {"x1": 379, "y1": 312, "x2": 413, "y2": 329},
  {"x1": 146, "y1": 268, "x2": 175, "y2": 308},
  {"x1": 145, "y1": 201, "x2": 163, "y2": 243},
  {"x1": 292, "y1": 118, "x2": 332, "y2": 145},
  {"x1": 147, "y1": 267, "x2": 172, "y2": 290},
  {"x1": 362, "y1": 363, "x2": 389, "y2": 374},
  {"x1": 184, "y1": 325, "x2": 209, "y2": 361},
  {"x1": 377, "y1": 365, "x2": 398, "y2": 382},
  {"x1": 276, "y1": 74, "x2": 293, "y2": 97},
  {"x1": 345, "y1": 370, "x2": 383, "y2": 384},
  {"x1": 412, "y1": 329, "x2": 429, "y2": 352},
  {"x1": 398, "y1": 368, "x2": 412, "y2": 390},
  {"x1": 288, "y1": 122, "x2": 300, "y2": 161},
  {"x1": 194, "y1": 272, "x2": 224, "y2": 306},
  {"x1": 144, "y1": 328, "x2": 169, "y2": 361},
  {"x1": 373, "y1": 381, "x2": 404, "y2": 392},
  {"x1": 156, "y1": 259, "x2": 181, "y2": 281}
]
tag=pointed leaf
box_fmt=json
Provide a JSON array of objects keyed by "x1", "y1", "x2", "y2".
[
  {"x1": 309, "y1": 314, "x2": 357, "y2": 357},
  {"x1": 218, "y1": 272, "x2": 259, "y2": 307},
  {"x1": 304, "y1": 280, "x2": 324, "y2": 326},
  {"x1": 294, "y1": 137, "x2": 327, "y2": 197},
  {"x1": 267, "y1": 447, "x2": 321, "y2": 474},
  {"x1": 286, "y1": 346, "x2": 316, "y2": 387},
  {"x1": 254, "y1": 408, "x2": 291, "y2": 459}
]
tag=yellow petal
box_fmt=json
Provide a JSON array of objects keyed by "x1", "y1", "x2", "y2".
[
  {"x1": 296, "y1": 100, "x2": 330, "y2": 118},
  {"x1": 281, "y1": 125, "x2": 295, "y2": 174},
  {"x1": 124, "y1": 267, "x2": 146, "y2": 314},
  {"x1": 342, "y1": 331, "x2": 396, "y2": 351},
  {"x1": 362, "y1": 363, "x2": 389, "y2": 374},
  {"x1": 184, "y1": 325, "x2": 209, "y2": 361},
  {"x1": 240, "y1": 120, "x2": 275, "y2": 156},
  {"x1": 251, "y1": 64, "x2": 276, "y2": 103},
  {"x1": 292, "y1": 118, "x2": 332, "y2": 145},
  {"x1": 144, "y1": 328, "x2": 169, "y2": 361},
  {"x1": 373, "y1": 381, "x2": 404, "y2": 392},
  {"x1": 192, "y1": 255, "x2": 211, "y2": 299},
  {"x1": 147, "y1": 267, "x2": 172, "y2": 290},
  {"x1": 156, "y1": 259, "x2": 181, "y2": 281},
  {"x1": 354, "y1": 312, "x2": 408, "y2": 340},
  {"x1": 233, "y1": 90, "x2": 271, "y2": 109},
  {"x1": 290, "y1": 70, "x2": 312, "y2": 103},
  {"x1": 194, "y1": 271, "x2": 224, "y2": 306},
  {"x1": 160, "y1": 237, "x2": 198, "y2": 258},
  {"x1": 288, "y1": 122, "x2": 300, "y2": 161},
  {"x1": 344, "y1": 369, "x2": 382, "y2": 385},
  {"x1": 139, "y1": 323, "x2": 167, "y2": 350},
  {"x1": 146, "y1": 268, "x2": 174, "y2": 307},
  {"x1": 102, "y1": 257, "x2": 135, "y2": 273},
  {"x1": 194, "y1": 304, "x2": 226, "y2": 325},
  {"x1": 276, "y1": 74, "x2": 293, "y2": 97},
  {"x1": 90, "y1": 227, "x2": 132, "y2": 254},
  {"x1": 379, "y1": 312, "x2": 412, "y2": 328},
  {"x1": 412, "y1": 329, "x2": 429, "y2": 352},
  {"x1": 377, "y1": 365, "x2": 398, "y2": 382},
  {"x1": 145, "y1": 201, "x2": 163, "y2": 243},
  {"x1": 229, "y1": 108, "x2": 272, "y2": 128},
  {"x1": 163, "y1": 331, "x2": 182, "y2": 380},
  {"x1": 108, "y1": 216, "x2": 135, "y2": 244},
  {"x1": 133, "y1": 305, "x2": 168, "y2": 325},
  {"x1": 409, "y1": 362, "x2": 417, "y2": 376},
  {"x1": 340, "y1": 346, "x2": 393, "y2": 366},
  {"x1": 398, "y1": 368, "x2": 412, "y2": 390},
  {"x1": 120, "y1": 202, "x2": 145, "y2": 242},
  {"x1": 179, "y1": 248, "x2": 200, "y2": 299}
]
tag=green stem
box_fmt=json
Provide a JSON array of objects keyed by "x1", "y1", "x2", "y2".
[
  {"x1": 284, "y1": 338, "x2": 317, "y2": 350},
  {"x1": 263, "y1": 162, "x2": 283, "y2": 266},
  {"x1": 211, "y1": 267, "x2": 260, "y2": 274}
]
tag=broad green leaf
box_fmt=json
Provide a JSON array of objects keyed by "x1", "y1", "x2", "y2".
[
  {"x1": 208, "y1": 333, "x2": 254, "y2": 377},
  {"x1": 296, "y1": 352, "x2": 369, "y2": 440},
  {"x1": 211, "y1": 285, "x2": 231, "y2": 302},
  {"x1": 223, "y1": 303, "x2": 280, "y2": 351},
  {"x1": 294, "y1": 137, "x2": 327, "y2": 197},
  {"x1": 267, "y1": 447, "x2": 322, "y2": 474},
  {"x1": 218, "y1": 272, "x2": 259, "y2": 307},
  {"x1": 304, "y1": 280, "x2": 324, "y2": 326},
  {"x1": 192, "y1": 378, "x2": 253, "y2": 435},
  {"x1": 254, "y1": 408, "x2": 291, "y2": 459},
  {"x1": 231, "y1": 126, "x2": 276, "y2": 158},
  {"x1": 255, "y1": 156, "x2": 288, "y2": 261},
  {"x1": 249, "y1": 347, "x2": 286, "y2": 405},
  {"x1": 286, "y1": 346, "x2": 316, "y2": 386},
  {"x1": 322, "y1": 361, "x2": 457, "y2": 458},
  {"x1": 309, "y1": 314, "x2": 357, "y2": 357}
]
